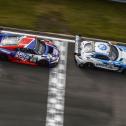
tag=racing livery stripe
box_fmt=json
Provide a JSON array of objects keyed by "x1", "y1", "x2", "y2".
[
  {"x1": 26, "y1": 40, "x2": 36, "y2": 49},
  {"x1": 18, "y1": 37, "x2": 35, "y2": 47}
]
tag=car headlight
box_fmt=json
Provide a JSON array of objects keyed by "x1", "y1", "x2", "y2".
[{"x1": 53, "y1": 49, "x2": 59, "y2": 55}]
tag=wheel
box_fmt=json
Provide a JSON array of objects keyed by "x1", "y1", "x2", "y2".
[
  {"x1": 0, "y1": 54, "x2": 8, "y2": 61},
  {"x1": 118, "y1": 69, "x2": 126, "y2": 74},
  {"x1": 78, "y1": 63, "x2": 84, "y2": 68},
  {"x1": 117, "y1": 67, "x2": 124, "y2": 73},
  {"x1": 122, "y1": 69, "x2": 126, "y2": 74},
  {"x1": 83, "y1": 63, "x2": 94, "y2": 69},
  {"x1": 49, "y1": 62, "x2": 58, "y2": 68},
  {"x1": 37, "y1": 60, "x2": 49, "y2": 67}
]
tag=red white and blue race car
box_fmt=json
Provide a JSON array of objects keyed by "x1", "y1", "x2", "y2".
[{"x1": 0, "y1": 33, "x2": 60, "y2": 67}]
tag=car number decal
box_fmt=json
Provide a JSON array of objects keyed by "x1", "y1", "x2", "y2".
[{"x1": 15, "y1": 51, "x2": 29, "y2": 61}]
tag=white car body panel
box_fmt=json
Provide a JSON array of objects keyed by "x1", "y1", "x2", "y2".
[{"x1": 74, "y1": 36, "x2": 126, "y2": 72}]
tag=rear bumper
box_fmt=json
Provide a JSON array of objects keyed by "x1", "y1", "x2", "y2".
[{"x1": 74, "y1": 54, "x2": 84, "y2": 65}]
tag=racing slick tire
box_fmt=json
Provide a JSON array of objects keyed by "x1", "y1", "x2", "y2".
[
  {"x1": 118, "y1": 69, "x2": 126, "y2": 74},
  {"x1": 37, "y1": 60, "x2": 49, "y2": 67},
  {"x1": 83, "y1": 62, "x2": 94, "y2": 69},
  {"x1": 122, "y1": 70, "x2": 126, "y2": 74},
  {"x1": 117, "y1": 68, "x2": 123, "y2": 73},
  {"x1": 117, "y1": 67, "x2": 125, "y2": 74},
  {"x1": 49, "y1": 63, "x2": 58, "y2": 68},
  {"x1": 0, "y1": 54, "x2": 8, "y2": 61},
  {"x1": 78, "y1": 63, "x2": 84, "y2": 68}
]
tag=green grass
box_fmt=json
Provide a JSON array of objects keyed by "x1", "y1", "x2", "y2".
[{"x1": 0, "y1": 0, "x2": 126, "y2": 41}]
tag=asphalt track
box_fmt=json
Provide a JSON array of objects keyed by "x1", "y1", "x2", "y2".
[
  {"x1": 0, "y1": 62, "x2": 49, "y2": 126},
  {"x1": 1, "y1": 43, "x2": 126, "y2": 126},
  {"x1": 64, "y1": 43, "x2": 126, "y2": 126}
]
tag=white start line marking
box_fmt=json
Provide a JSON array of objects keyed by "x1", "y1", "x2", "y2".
[{"x1": 46, "y1": 40, "x2": 68, "y2": 126}]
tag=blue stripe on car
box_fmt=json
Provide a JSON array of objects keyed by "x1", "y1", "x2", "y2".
[
  {"x1": 27, "y1": 40, "x2": 36, "y2": 49},
  {"x1": 116, "y1": 45, "x2": 126, "y2": 52}
]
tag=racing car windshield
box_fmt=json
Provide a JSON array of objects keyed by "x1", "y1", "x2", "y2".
[
  {"x1": 35, "y1": 39, "x2": 45, "y2": 55},
  {"x1": 109, "y1": 45, "x2": 119, "y2": 61},
  {"x1": 84, "y1": 43, "x2": 93, "y2": 52}
]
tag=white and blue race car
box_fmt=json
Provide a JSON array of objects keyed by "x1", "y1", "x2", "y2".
[{"x1": 74, "y1": 35, "x2": 126, "y2": 72}]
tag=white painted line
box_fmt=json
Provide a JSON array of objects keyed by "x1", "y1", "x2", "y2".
[
  {"x1": 46, "y1": 41, "x2": 68, "y2": 126},
  {"x1": 1, "y1": 30, "x2": 74, "y2": 43}
]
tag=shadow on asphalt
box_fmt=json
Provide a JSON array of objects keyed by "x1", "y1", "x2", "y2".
[{"x1": 0, "y1": 61, "x2": 49, "y2": 71}]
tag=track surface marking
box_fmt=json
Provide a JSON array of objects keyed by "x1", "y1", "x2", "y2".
[{"x1": 46, "y1": 41, "x2": 68, "y2": 126}]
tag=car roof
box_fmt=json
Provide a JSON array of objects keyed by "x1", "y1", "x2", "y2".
[{"x1": 94, "y1": 42, "x2": 111, "y2": 56}]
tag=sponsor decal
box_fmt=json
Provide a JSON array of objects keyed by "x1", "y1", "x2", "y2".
[
  {"x1": 98, "y1": 44, "x2": 107, "y2": 50},
  {"x1": 15, "y1": 51, "x2": 29, "y2": 61}
]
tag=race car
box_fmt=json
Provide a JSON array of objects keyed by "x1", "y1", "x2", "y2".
[
  {"x1": 0, "y1": 32, "x2": 60, "y2": 67},
  {"x1": 74, "y1": 35, "x2": 126, "y2": 72}
]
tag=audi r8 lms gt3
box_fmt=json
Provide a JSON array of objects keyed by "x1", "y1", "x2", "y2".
[
  {"x1": 74, "y1": 35, "x2": 126, "y2": 72},
  {"x1": 0, "y1": 33, "x2": 60, "y2": 67}
]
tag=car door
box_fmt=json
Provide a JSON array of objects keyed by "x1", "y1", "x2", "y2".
[
  {"x1": 15, "y1": 48, "x2": 32, "y2": 62},
  {"x1": 93, "y1": 54, "x2": 112, "y2": 69}
]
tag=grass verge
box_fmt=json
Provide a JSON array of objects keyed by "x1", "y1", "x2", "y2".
[{"x1": 0, "y1": 0, "x2": 126, "y2": 41}]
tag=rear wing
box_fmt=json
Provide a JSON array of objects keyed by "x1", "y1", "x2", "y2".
[{"x1": 75, "y1": 35, "x2": 81, "y2": 54}]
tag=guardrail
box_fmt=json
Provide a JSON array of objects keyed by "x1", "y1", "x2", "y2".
[
  {"x1": 0, "y1": 26, "x2": 74, "y2": 41},
  {"x1": 0, "y1": 26, "x2": 125, "y2": 44}
]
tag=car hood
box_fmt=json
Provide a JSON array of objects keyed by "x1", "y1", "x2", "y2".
[
  {"x1": 116, "y1": 45, "x2": 126, "y2": 63},
  {"x1": 44, "y1": 44, "x2": 59, "y2": 56},
  {"x1": 95, "y1": 42, "x2": 110, "y2": 55}
]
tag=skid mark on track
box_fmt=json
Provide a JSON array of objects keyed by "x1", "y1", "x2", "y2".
[{"x1": 46, "y1": 41, "x2": 68, "y2": 126}]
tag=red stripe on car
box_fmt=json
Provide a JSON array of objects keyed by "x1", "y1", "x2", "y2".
[{"x1": 18, "y1": 37, "x2": 35, "y2": 48}]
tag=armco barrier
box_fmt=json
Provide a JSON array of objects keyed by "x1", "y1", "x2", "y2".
[{"x1": 0, "y1": 26, "x2": 125, "y2": 44}]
